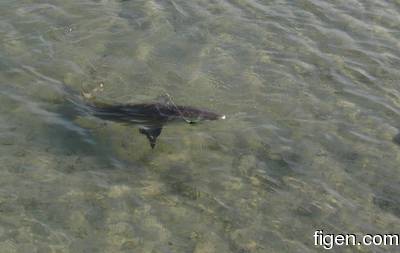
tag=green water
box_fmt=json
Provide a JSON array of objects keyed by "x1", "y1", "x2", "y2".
[{"x1": 1, "y1": 0, "x2": 400, "y2": 252}]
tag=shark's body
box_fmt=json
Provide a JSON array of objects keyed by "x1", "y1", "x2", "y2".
[{"x1": 80, "y1": 96, "x2": 225, "y2": 148}]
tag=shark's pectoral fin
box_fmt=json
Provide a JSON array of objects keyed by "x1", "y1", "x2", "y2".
[{"x1": 139, "y1": 126, "x2": 163, "y2": 149}]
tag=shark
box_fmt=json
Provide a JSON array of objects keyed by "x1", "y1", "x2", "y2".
[{"x1": 67, "y1": 89, "x2": 225, "y2": 149}]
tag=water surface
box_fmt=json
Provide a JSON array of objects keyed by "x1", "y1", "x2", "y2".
[{"x1": 1, "y1": 0, "x2": 400, "y2": 252}]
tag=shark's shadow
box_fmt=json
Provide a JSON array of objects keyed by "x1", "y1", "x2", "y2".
[{"x1": 0, "y1": 89, "x2": 120, "y2": 173}]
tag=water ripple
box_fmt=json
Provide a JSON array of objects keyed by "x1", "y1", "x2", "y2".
[{"x1": 1, "y1": 0, "x2": 400, "y2": 251}]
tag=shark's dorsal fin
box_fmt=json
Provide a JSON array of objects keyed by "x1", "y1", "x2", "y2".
[
  {"x1": 139, "y1": 126, "x2": 163, "y2": 149},
  {"x1": 155, "y1": 94, "x2": 174, "y2": 105},
  {"x1": 155, "y1": 94, "x2": 195, "y2": 124},
  {"x1": 155, "y1": 94, "x2": 176, "y2": 118}
]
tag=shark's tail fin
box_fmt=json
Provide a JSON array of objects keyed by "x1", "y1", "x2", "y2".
[
  {"x1": 81, "y1": 83, "x2": 104, "y2": 101},
  {"x1": 80, "y1": 83, "x2": 104, "y2": 102},
  {"x1": 80, "y1": 83, "x2": 112, "y2": 108},
  {"x1": 62, "y1": 82, "x2": 108, "y2": 116}
]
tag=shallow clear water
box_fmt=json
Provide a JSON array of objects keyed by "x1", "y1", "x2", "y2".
[{"x1": 1, "y1": 0, "x2": 400, "y2": 252}]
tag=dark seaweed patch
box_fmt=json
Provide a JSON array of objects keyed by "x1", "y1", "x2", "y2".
[
  {"x1": 392, "y1": 133, "x2": 400, "y2": 146},
  {"x1": 373, "y1": 185, "x2": 400, "y2": 218}
]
